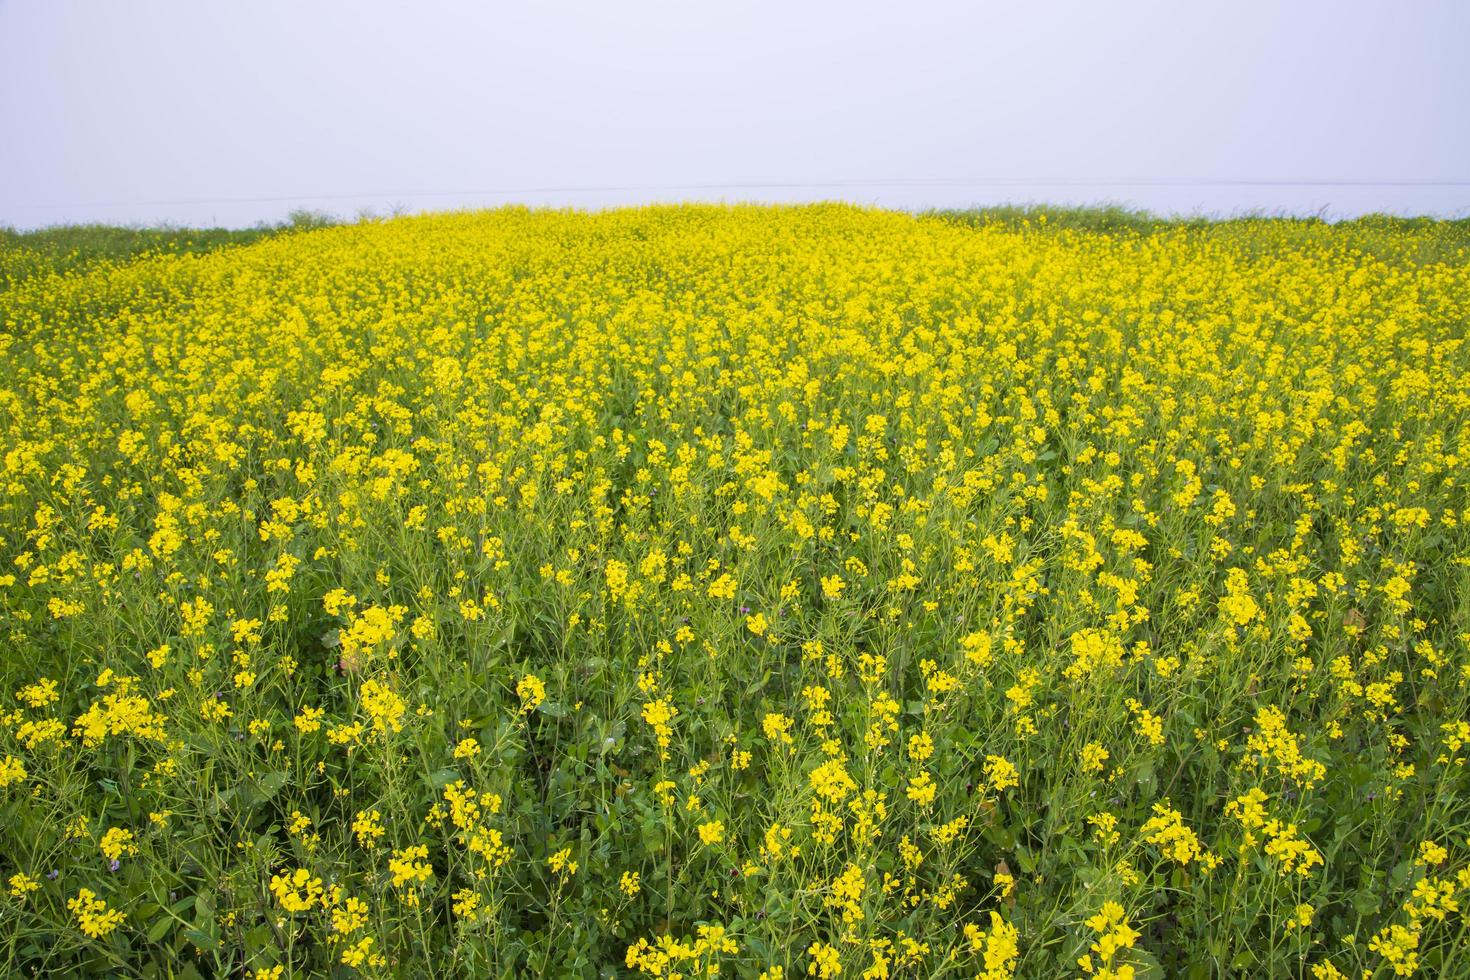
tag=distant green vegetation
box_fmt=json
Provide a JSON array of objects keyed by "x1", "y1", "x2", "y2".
[
  {"x1": 926, "y1": 204, "x2": 1470, "y2": 234},
  {"x1": 925, "y1": 204, "x2": 1174, "y2": 233},
  {"x1": 925, "y1": 206, "x2": 1470, "y2": 265},
  {"x1": 0, "y1": 210, "x2": 337, "y2": 284}
]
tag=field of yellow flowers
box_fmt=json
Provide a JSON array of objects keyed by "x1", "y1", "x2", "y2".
[{"x1": 1, "y1": 205, "x2": 1468, "y2": 978}]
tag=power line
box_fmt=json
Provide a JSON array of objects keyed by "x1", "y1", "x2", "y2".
[{"x1": 12, "y1": 177, "x2": 1470, "y2": 211}]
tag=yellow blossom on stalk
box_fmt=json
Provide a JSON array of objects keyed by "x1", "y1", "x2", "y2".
[
  {"x1": 1245, "y1": 706, "x2": 1326, "y2": 787},
  {"x1": 654, "y1": 780, "x2": 677, "y2": 807},
  {"x1": 451, "y1": 888, "x2": 482, "y2": 922},
  {"x1": 1286, "y1": 904, "x2": 1314, "y2": 931},
  {"x1": 826, "y1": 862, "x2": 866, "y2": 923},
  {"x1": 16, "y1": 678, "x2": 58, "y2": 708},
  {"x1": 0, "y1": 755, "x2": 27, "y2": 789},
  {"x1": 642, "y1": 697, "x2": 678, "y2": 756},
  {"x1": 337, "y1": 604, "x2": 403, "y2": 671},
  {"x1": 1085, "y1": 814, "x2": 1119, "y2": 848},
  {"x1": 807, "y1": 941, "x2": 842, "y2": 978},
  {"x1": 1078, "y1": 901, "x2": 1142, "y2": 978},
  {"x1": 1065, "y1": 628, "x2": 1126, "y2": 679},
  {"x1": 99, "y1": 827, "x2": 137, "y2": 863},
  {"x1": 1080, "y1": 742, "x2": 1109, "y2": 773},
  {"x1": 1218, "y1": 568, "x2": 1259, "y2": 626},
  {"x1": 908, "y1": 731, "x2": 934, "y2": 761},
  {"x1": 293, "y1": 705, "x2": 325, "y2": 733},
  {"x1": 706, "y1": 573, "x2": 738, "y2": 601},
  {"x1": 388, "y1": 844, "x2": 434, "y2": 901},
  {"x1": 763, "y1": 712, "x2": 794, "y2": 745},
  {"x1": 1124, "y1": 699, "x2": 1165, "y2": 747},
  {"x1": 516, "y1": 673, "x2": 546, "y2": 712},
  {"x1": 331, "y1": 894, "x2": 369, "y2": 934},
  {"x1": 352, "y1": 810, "x2": 385, "y2": 848},
  {"x1": 984, "y1": 755, "x2": 1020, "y2": 793},
  {"x1": 359, "y1": 678, "x2": 406, "y2": 733},
  {"x1": 1140, "y1": 803, "x2": 1212, "y2": 868},
  {"x1": 340, "y1": 935, "x2": 386, "y2": 968},
  {"x1": 905, "y1": 770, "x2": 937, "y2": 808},
  {"x1": 1262, "y1": 821, "x2": 1323, "y2": 877},
  {"x1": 963, "y1": 910, "x2": 1020, "y2": 980},
  {"x1": 1367, "y1": 923, "x2": 1420, "y2": 976},
  {"x1": 626, "y1": 924, "x2": 739, "y2": 976},
  {"x1": 961, "y1": 630, "x2": 994, "y2": 667},
  {"x1": 547, "y1": 847, "x2": 578, "y2": 879},
  {"x1": 1415, "y1": 840, "x2": 1447, "y2": 866},
  {"x1": 68, "y1": 888, "x2": 126, "y2": 938},
  {"x1": 269, "y1": 868, "x2": 325, "y2": 912}
]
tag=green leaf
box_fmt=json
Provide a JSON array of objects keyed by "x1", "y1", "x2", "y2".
[{"x1": 146, "y1": 915, "x2": 173, "y2": 943}]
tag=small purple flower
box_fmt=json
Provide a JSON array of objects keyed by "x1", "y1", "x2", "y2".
[
  {"x1": 739, "y1": 605, "x2": 750, "y2": 615},
  {"x1": 47, "y1": 870, "x2": 59, "y2": 881},
  {"x1": 109, "y1": 859, "x2": 121, "y2": 872}
]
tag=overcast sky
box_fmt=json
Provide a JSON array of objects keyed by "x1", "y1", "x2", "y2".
[{"x1": 2, "y1": 0, "x2": 1467, "y2": 229}]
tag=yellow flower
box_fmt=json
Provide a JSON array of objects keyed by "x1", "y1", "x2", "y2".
[
  {"x1": 352, "y1": 809, "x2": 385, "y2": 848},
  {"x1": 547, "y1": 846, "x2": 578, "y2": 878},
  {"x1": 68, "y1": 888, "x2": 126, "y2": 938},
  {"x1": 1080, "y1": 742, "x2": 1109, "y2": 773},
  {"x1": 517, "y1": 673, "x2": 546, "y2": 712},
  {"x1": 269, "y1": 868, "x2": 325, "y2": 912},
  {"x1": 906, "y1": 770, "x2": 937, "y2": 807},
  {"x1": 388, "y1": 844, "x2": 434, "y2": 889},
  {"x1": 340, "y1": 935, "x2": 385, "y2": 968},
  {"x1": 359, "y1": 678, "x2": 406, "y2": 733},
  {"x1": 99, "y1": 827, "x2": 138, "y2": 863},
  {"x1": 807, "y1": 940, "x2": 842, "y2": 978},
  {"x1": 293, "y1": 705, "x2": 325, "y2": 733},
  {"x1": 452, "y1": 887, "x2": 482, "y2": 921},
  {"x1": 1140, "y1": 803, "x2": 1210, "y2": 867},
  {"x1": 332, "y1": 895, "x2": 369, "y2": 934},
  {"x1": 0, "y1": 755, "x2": 27, "y2": 789},
  {"x1": 642, "y1": 697, "x2": 678, "y2": 755},
  {"x1": 8, "y1": 872, "x2": 39, "y2": 898},
  {"x1": 984, "y1": 755, "x2": 1020, "y2": 793},
  {"x1": 763, "y1": 712, "x2": 794, "y2": 745},
  {"x1": 1416, "y1": 839, "x2": 1447, "y2": 866}
]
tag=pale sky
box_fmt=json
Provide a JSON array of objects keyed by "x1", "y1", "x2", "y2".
[{"x1": 2, "y1": 0, "x2": 1467, "y2": 229}]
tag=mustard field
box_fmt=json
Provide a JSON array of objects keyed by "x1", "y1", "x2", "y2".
[{"x1": 1, "y1": 205, "x2": 1468, "y2": 977}]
